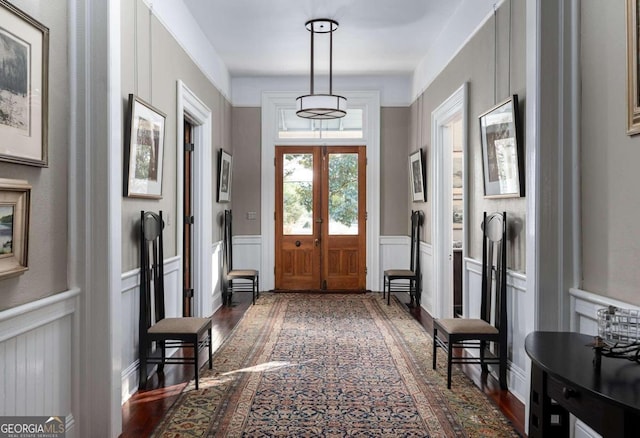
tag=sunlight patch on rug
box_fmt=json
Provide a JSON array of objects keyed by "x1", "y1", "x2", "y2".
[{"x1": 152, "y1": 293, "x2": 519, "y2": 437}]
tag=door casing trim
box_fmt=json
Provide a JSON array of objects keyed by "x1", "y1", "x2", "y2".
[
  {"x1": 261, "y1": 91, "x2": 381, "y2": 291},
  {"x1": 431, "y1": 82, "x2": 468, "y2": 318},
  {"x1": 177, "y1": 80, "x2": 213, "y2": 317}
]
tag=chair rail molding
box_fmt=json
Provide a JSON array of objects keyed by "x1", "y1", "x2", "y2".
[{"x1": 569, "y1": 288, "x2": 640, "y2": 336}]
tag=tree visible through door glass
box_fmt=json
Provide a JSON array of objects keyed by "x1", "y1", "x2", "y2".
[
  {"x1": 328, "y1": 153, "x2": 358, "y2": 235},
  {"x1": 283, "y1": 154, "x2": 314, "y2": 235}
]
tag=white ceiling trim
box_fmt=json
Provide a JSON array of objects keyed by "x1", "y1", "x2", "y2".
[
  {"x1": 144, "y1": 0, "x2": 231, "y2": 100},
  {"x1": 412, "y1": 0, "x2": 504, "y2": 101}
]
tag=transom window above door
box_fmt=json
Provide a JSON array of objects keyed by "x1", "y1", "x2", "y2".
[{"x1": 278, "y1": 108, "x2": 363, "y2": 139}]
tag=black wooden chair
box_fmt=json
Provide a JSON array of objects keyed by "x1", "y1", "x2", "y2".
[
  {"x1": 383, "y1": 210, "x2": 424, "y2": 307},
  {"x1": 138, "y1": 210, "x2": 212, "y2": 390},
  {"x1": 432, "y1": 211, "x2": 508, "y2": 389},
  {"x1": 222, "y1": 209, "x2": 259, "y2": 305}
]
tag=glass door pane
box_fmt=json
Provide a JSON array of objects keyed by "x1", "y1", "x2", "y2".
[
  {"x1": 327, "y1": 153, "x2": 358, "y2": 235},
  {"x1": 282, "y1": 153, "x2": 314, "y2": 235}
]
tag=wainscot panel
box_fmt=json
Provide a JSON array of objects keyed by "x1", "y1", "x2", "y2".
[
  {"x1": 0, "y1": 289, "x2": 79, "y2": 435},
  {"x1": 232, "y1": 235, "x2": 262, "y2": 274}
]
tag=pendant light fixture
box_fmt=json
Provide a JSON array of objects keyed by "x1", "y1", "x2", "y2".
[{"x1": 296, "y1": 18, "x2": 347, "y2": 119}]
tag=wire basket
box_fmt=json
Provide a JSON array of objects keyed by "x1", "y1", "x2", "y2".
[{"x1": 597, "y1": 306, "x2": 640, "y2": 346}]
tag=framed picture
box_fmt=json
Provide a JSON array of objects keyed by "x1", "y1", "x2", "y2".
[
  {"x1": 452, "y1": 198, "x2": 463, "y2": 230},
  {"x1": 0, "y1": 178, "x2": 31, "y2": 280},
  {"x1": 124, "y1": 94, "x2": 166, "y2": 198},
  {"x1": 479, "y1": 95, "x2": 524, "y2": 198},
  {"x1": 409, "y1": 148, "x2": 426, "y2": 202},
  {"x1": 627, "y1": 0, "x2": 640, "y2": 135},
  {"x1": 0, "y1": 0, "x2": 49, "y2": 167},
  {"x1": 217, "y1": 149, "x2": 232, "y2": 203},
  {"x1": 452, "y1": 151, "x2": 463, "y2": 197}
]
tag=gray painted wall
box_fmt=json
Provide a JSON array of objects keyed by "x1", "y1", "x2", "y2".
[
  {"x1": 0, "y1": 0, "x2": 69, "y2": 311},
  {"x1": 581, "y1": 0, "x2": 640, "y2": 304},
  {"x1": 120, "y1": 0, "x2": 231, "y2": 271},
  {"x1": 381, "y1": 107, "x2": 410, "y2": 235},
  {"x1": 409, "y1": 0, "x2": 526, "y2": 272},
  {"x1": 230, "y1": 107, "x2": 261, "y2": 236}
]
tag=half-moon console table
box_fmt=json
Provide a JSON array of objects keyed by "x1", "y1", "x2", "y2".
[{"x1": 525, "y1": 331, "x2": 640, "y2": 437}]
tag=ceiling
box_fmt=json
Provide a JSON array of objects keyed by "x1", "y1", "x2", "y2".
[{"x1": 182, "y1": 0, "x2": 497, "y2": 78}]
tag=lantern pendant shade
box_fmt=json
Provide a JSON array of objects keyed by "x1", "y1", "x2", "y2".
[{"x1": 296, "y1": 18, "x2": 347, "y2": 120}]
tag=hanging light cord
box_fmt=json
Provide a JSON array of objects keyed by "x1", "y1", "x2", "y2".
[
  {"x1": 149, "y1": 2, "x2": 153, "y2": 104},
  {"x1": 508, "y1": 0, "x2": 512, "y2": 96},
  {"x1": 134, "y1": 0, "x2": 138, "y2": 96},
  {"x1": 309, "y1": 23, "x2": 314, "y2": 95},
  {"x1": 493, "y1": 3, "x2": 497, "y2": 105}
]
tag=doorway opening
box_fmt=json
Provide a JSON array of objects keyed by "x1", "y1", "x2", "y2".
[
  {"x1": 274, "y1": 145, "x2": 366, "y2": 291},
  {"x1": 183, "y1": 120, "x2": 194, "y2": 316},
  {"x1": 450, "y1": 117, "x2": 464, "y2": 317},
  {"x1": 432, "y1": 83, "x2": 468, "y2": 319}
]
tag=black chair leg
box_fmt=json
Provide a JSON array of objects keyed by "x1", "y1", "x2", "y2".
[
  {"x1": 139, "y1": 347, "x2": 147, "y2": 390},
  {"x1": 208, "y1": 329, "x2": 213, "y2": 370},
  {"x1": 194, "y1": 342, "x2": 199, "y2": 390},
  {"x1": 499, "y1": 348, "x2": 507, "y2": 390},
  {"x1": 447, "y1": 342, "x2": 454, "y2": 389},
  {"x1": 480, "y1": 340, "x2": 488, "y2": 373},
  {"x1": 158, "y1": 341, "x2": 165, "y2": 373},
  {"x1": 432, "y1": 328, "x2": 438, "y2": 370},
  {"x1": 386, "y1": 279, "x2": 391, "y2": 305}
]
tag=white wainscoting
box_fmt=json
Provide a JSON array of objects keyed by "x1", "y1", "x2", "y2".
[
  {"x1": 209, "y1": 240, "x2": 224, "y2": 315},
  {"x1": 379, "y1": 236, "x2": 434, "y2": 313},
  {"x1": 569, "y1": 288, "x2": 640, "y2": 335},
  {"x1": 120, "y1": 256, "x2": 181, "y2": 403},
  {"x1": 568, "y1": 288, "x2": 640, "y2": 438},
  {"x1": 419, "y1": 242, "x2": 434, "y2": 313},
  {"x1": 0, "y1": 289, "x2": 80, "y2": 434},
  {"x1": 232, "y1": 235, "x2": 262, "y2": 274},
  {"x1": 464, "y1": 257, "x2": 529, "y2": 404}
]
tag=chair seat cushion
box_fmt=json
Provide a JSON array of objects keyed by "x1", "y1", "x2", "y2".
[
  {"x1": 149, "y1": 317, "x2": 211, "y2": 334},
  {"x1": 385, "y1": 269, "x2": 415, "y2": 277},
  {"x1": 435, "y1": 318, "x2": 498, "y2": 335},
  {"x1": 228, "y1": 269, "x2": 258, "y2": 278}
]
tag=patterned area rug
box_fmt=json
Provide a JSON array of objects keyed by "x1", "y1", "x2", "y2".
[{"x1": 152, "y1": 293, "x2": 519, "y2": 437}]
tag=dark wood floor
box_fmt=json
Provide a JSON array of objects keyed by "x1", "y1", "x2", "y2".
[{"x1": 121, "y1": 291, "x2": 526, "y2": 437}]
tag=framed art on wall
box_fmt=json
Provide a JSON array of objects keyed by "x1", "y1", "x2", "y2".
[
  {"x1": 0, "y1": 0, "x2": 49, "y2": 167},
  {"x1": 409, "y1": 148, "x2": 426, "y2": 202},
  {"x1": 217, "y1": 149, "x2": 232, "y2": 203},
  {"x1": 0, "y1": 178, "x2": 31, "y2": 280},
  {"x1": 479, "y1": 95, "x2": 524, "y2": 198},
  {"x1": 627, "y1": 0, "x2": 640, "y2": 134},
  {"x1": 124, "y1": 94, "x2": 166, "y2": 198}
]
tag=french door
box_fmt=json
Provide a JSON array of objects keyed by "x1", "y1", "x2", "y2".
[{"x1": 275, "y1": 146, "x2": 366, "y2": 291}]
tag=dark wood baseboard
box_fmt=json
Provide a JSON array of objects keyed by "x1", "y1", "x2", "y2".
[{"x1": 121, "y1": 291, "x2": 526, "y2": 437}]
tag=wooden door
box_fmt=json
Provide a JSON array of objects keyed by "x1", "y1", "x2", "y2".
[
  {"x1": 275, "y1": 146, "x2": 366, "y2": 291},
  {"x1": 183, "y1": 120, "x2": 193, "y2": 316}
]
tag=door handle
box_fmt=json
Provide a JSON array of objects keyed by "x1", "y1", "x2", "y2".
[
  {"x1": 295, "y1": 240, "x2": 301, "y2": 247},
  {"x1": 314, "y1": 239, "x2": 320, "y2": 246}
]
